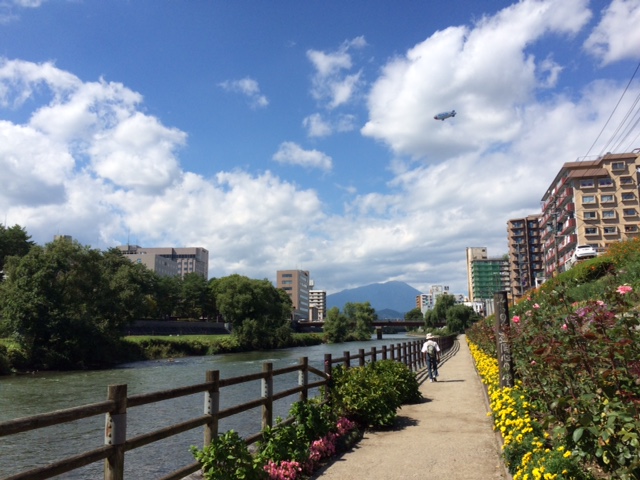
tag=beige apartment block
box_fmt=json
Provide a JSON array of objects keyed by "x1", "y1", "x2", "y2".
[
  {"x1": 540, "y1": 151, "x2": 640, "y2": 277},
  {"x1": 309, "y1": 289, "x2": 327, "y2": 321},
  {"x1": 506, "y1": 215, "x2": 544, "y2": 299},
  {"x1": 117, "y1": 245, "x2": 209, "y2": 279},
  {"x1": 276, "y1": 270, "x2": 310, "y2": 321}
]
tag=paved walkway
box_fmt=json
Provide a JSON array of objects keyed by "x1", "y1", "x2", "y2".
[{"x1": 311, "y1": 335, "x2": 509, "y2": 480}]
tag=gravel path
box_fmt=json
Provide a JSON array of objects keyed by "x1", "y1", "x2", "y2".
[{"x1": 310, "y1": 335, "x2": 509, "y2": 480}]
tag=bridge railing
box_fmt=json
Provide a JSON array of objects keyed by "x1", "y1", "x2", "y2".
[{"x1": 0, "y1": 336, "x2": 454, "y2": 480}]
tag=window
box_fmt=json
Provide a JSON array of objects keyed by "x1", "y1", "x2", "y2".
[
  {"x1": 580, "y1": 179, "x2": 594, "y2": 188},
  {"x1": 601, "y1": 194, "x2": 615, "y2": 203},
  {"x1": 623, "y1": 209, "x2": 637, "y2": 216},
  {"x1": 621, "y1": 176, "x2": 634, "y2": 185},
  {"x1": 585, "y1": 227, "x2": 598, "y2": 235},
  {"x1": 612, "y1": 161, "x2": 625, "y2": 170},
  {"x1": 599, "y1": 178, "x2": 614, "y2": 187},
  {"x1": 625, "y1": 225, "x2": 638, "y2": 233},
  {"x1": 582, "y1": 195, "x2": 595, "y2": 204},
  {"x1": 603, "y1": 227, "x2": 618, "y2": 235},
  {"x1": 583, "y1": 211, "x2": 597, "y2": 219},
  {"x1": 602, "y1": 210, "x2": 615, "y2": 219},
  {"x1": 622, "y1": 193, "x2": 636, "y2": 201}
]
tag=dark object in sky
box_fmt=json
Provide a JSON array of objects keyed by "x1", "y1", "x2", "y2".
[{"x1": 434, "y1": 110, "x2": 456, "y2": 121}]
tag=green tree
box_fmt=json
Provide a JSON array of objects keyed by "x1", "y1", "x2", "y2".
[
  {"x1": 425, "y1": 293, "x2": 456, "y2": 328},
  {"x1": 211, "y1": 274, "x2": 292, "y2": 348},
  {"x1": 344, "y1": 302, "x2": 377, "y2": 340},
  {"x1": 177, "y1": 272, "x2": 212, "y2": 320},
  {"x1": 154, "y1": 274, "x2": 182, "y2": 319},
  {"x1": 0, "y1": 240, "x2": 155, "y2": 369},
  {"x1": 404, "y1": 308, "x2": 423, "y2": 321},
  {"x1": 0, "y1": 224, "x2": 34, "y2": 277},
  {"x1": 445, "y1": 304, "x2": 479, "y2": 333},
  {"x1": 323, "y1": 307, "x2": 349, "y2": 343}
]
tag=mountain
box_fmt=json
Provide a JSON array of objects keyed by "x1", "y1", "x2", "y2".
[{"x1": 326, "y1": 281, "x2": 422, "y2": 317}]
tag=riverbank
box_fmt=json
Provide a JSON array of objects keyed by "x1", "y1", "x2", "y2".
[{"x1": 0, "y1": 332, "x2": 325, "y2": 375}]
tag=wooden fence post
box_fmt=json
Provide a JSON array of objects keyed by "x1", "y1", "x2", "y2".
[
  {"x1": 382, "y1": 345, "x2": 387, "y2": 360},
  {"x1": 358, "y1": 349, "x2": 365, "y2": 366},
  {"x1": 324, "y1": 353, "x2": 332, "y2": 402},
  {"x1": 343, "y1": 351, "x2": 350, "y2": 369},
  {"x1": 204, "y1": 370, "x2": 219, "y2": 446},
  {"x1": 299, "y1": 357, "x2": 308, "y2": 402},
  {"x1": 370, "y1": 346, "x2": 377, "y2": 363},
  {"x1": 262, "y1": 363, "x2": 274, "y2": 431},
  {"x1": 390, "y1": 344, "x2": 396, "y2": 360},
  {"x1": 403, "y1": 343, "x2": 408, "y2": 367},
  {"x1": 104, "y1": 384, "x2": 127, "y2": 480}
]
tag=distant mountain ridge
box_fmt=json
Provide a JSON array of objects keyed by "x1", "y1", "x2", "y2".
[{"x1": 326, "y1": 281, "x2": 422, "y2": 318}]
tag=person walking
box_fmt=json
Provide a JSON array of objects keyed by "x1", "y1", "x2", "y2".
[{"x1": 421, "y1": 333, "x2": 441, "y2": 382}]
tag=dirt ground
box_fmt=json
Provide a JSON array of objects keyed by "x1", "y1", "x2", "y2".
[{"x1": 310, "y1": 335, "x2": 509, "y2": 480}]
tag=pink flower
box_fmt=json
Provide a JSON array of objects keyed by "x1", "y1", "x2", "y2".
[
  {"x1": 533, "y1": 303, "x2": 540, "y2": 309},
  {"x1": 617, "y1": 285, "x2": 633, "y2": 295},
  {"x1": 561, "y1": 324, "x2": 568, "y2": 331},
  {"x1": 512, "y1": 316, "x2": 520, "y2": 323},
  {"x1": 596, "y1": 300, "x2": 605, "y2": 306},
  {"x1": 530, "y1": 360, "x2": 536, "y2": 366}
]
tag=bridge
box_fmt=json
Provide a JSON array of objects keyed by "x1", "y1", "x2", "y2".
[{"x1": 295, "y1": 320, "x2": 424, "y2": 328}]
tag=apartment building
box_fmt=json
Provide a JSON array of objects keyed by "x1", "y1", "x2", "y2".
[
  {"x1": 415, "y1": 285, "x2": 451, "y2": 314},
  {"x1": 470, "y1": 257, "x2": 510, "y2": 301},
  {"x1": 117, "y1": 245, "x2": 209, "y2": 279},
  {"x1": 540, "y1": 151, "x2": 640, "y2": 277},
  {"x1": 465, "y1": 247, "x2": 487, "y2": 302},
  {"x1": 309, "y1": 289, "x2": 327, "y2": 321},
  {"x1": 276, "y1": 270, "x2": 310, "y2": 321},
  {"x1": 506, "y1": 215, "x2": 544, "y2": 299}
]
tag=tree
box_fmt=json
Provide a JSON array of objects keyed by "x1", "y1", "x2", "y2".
[
  {"x1": 446, "y1": 304, "x2": 479, "y2": 334},
  {"x1": 154, "y1": 274, "x2": 182, "y2": 319},
  {"x1": 404, "y1": 308, "x2": 423, "y2": 321},
  {"x1": 177, "y1": 272, "x2": 212, "y2": 320},
  {"x1": 0, "y1": 240, "x2": 155, "y2": 369},
  {"x1": 425, "y1": 294, "x2": 456, "y2": 328},
  {"x1": 0, "y1": 224, "x2": 34, "y2": 277},
  {"x1": 323, "y1": 307, "x2": 349, "y2": 343},
  {"x1": 344, "y1": 302, "x2": 377, "y2": 341},
  {"x1": 211, "y1": 274, "x2": 292, "y2": 348}
]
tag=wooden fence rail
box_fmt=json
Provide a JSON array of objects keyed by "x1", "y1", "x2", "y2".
[{"x1": 0, "y1": 336, "x2": 454, "y2": 480}]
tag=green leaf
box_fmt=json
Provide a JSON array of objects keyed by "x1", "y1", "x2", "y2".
[{"x1": 573, "y1": 427, "x2": 584, "y2": 442}]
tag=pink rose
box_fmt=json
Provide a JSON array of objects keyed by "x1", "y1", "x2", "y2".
[
  {"x1": 530, "y1": 360, "x2": 536, "y2": 365},
  {"x1": 533, "y1": 303, "x2": 540, "y2": 309},
  {"x1": 561, "y1": 324, "x2": 568, "y2": 331},
  {"x1": 512, "y1": 316, "x2": 520, "y2": 323},
  {"x1": 617, "y1": 285, "x2": 633, "y2": 295}
]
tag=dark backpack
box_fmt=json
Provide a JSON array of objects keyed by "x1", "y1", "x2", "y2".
[{"x1": 426, "y1": 343, "x2": 437, "y2": 357}]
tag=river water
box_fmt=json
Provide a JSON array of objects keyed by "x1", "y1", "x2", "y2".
[{"x1": 0, "y1": 335, "x2": 414, "y2": 479}]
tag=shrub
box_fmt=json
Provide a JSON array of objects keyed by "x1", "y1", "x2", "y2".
[
  {"x1": 330, "y1": 362, "x2": 404, "y2": 428},
  {"x1": 368, "y1": 360, "x2": 423, "y2": 405},
  {"x1": 190, "y1": 430, "x2": 264, "y2": 480}
]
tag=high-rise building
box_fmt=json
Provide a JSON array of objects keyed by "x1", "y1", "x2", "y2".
[
  {"x1": 507, "y1": 215, "x2": 544, "y2": 299},
  {"x1": 276, "y1": 270, "x2": 310, "y2": 321},
  {"x1": 540, "y1": 151, "x2": 640, "y2": 277},
  {"x1": 415, "y1": 285, "x2": 452, "y2": 314},
  {"x1": 309, "y1": 289, "x2": 327, "y2": 321},
  {"x1": 465, "y1": 247, "x2": 487, "y2": 302},
  {"x1": 117, "y1": 245, "x2": 208, "y2": 279},
  {"x1": 470, "y1": 258, "x2": 510, "y2": 301}
]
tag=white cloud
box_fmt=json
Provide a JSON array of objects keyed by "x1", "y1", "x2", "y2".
[
  {"x1": 303, "y1": 112, "x2": 357, "y2": 137},
  {"x1": 361, "y1": 0, "x2": 592, "y2": 160},
  {"x1": 272, "y1": 141, "x2": 333, "y2": 171},
  {"x1": 219, "y1": 77, "x2": 269, "y2": 108},
  {"x1": 584, "y1": 0, "x2": 640, "y2": 65},
  {"x1": 307, "y1": 36, "x2": 367, "y2": 109},
  {"x1": 303, "y1": 113, "x2": 332, "y2": 137}
]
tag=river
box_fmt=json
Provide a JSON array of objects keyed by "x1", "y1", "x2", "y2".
[{"x1": 0, "y1": 335, "x2": 414, "y2": 479}]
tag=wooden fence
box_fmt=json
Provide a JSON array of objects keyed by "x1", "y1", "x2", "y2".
[{"x1": 0, "y1": 336, "x2": 454, "y2": 480}]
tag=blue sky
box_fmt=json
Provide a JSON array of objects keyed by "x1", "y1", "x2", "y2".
[{"x1": 1, "y1": 0, "x2": 640, "y2": 298}]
